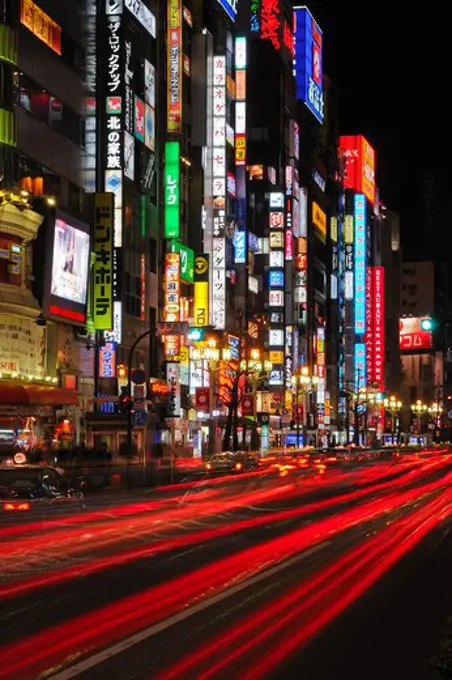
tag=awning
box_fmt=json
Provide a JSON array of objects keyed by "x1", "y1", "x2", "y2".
[{"x1": 0, "y1": 381, "x2": 79, "y2": 406}]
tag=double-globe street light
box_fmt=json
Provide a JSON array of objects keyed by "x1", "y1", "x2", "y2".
[{"x1": 292, "y1": 368, "x2": 319, "y2": 447}]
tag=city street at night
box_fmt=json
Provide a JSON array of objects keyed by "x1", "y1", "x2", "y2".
[{"x1": 2, "y1": 454, "x2": 452, "y2": 680}]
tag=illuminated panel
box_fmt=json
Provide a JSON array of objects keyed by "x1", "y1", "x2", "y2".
[
  {"x1": 354, "y1": 194, "x2": 366, "y2": 334},
  {"x1": 93, "y1": 193, "x2": 114, "y2": 331},
  {"x1": 355, "y1": 342, "x2": 366, "y2": 392},
  {"x1": 261, "y1": 0, "x2": 281, "y2": 51},
  {"x1": 215, "y1": 0, "x2": 238, "y2": 21},
  {"x1": 339, "y1": 135, "x2": 376, "y2": 206},
  {"x1": 250, "y1": 0, "x2": 261, "y2": 31},
  {"x1": 399, "y1": 317, "x2": 433, "y2": 351},
  {"x1": 163, "y1": 252, "x2": 180, "y2": 322},
  {"x1": 312, "y1": 201, "x2": 326, "y2": 238},
  {"x1": 373, "y1": 267, "x2": 385, "y2": 388},
  {"x1": 167, "y1": 0, "x2": 182, "y2": 133},
  {"x1": 366, "y1": 268, "x2": 374, "y2": 382},
  {"x1": 164, "y1": 141, "x2": 180, "y2": 239},
  {"x1": 21, "y1": 0, "x2": 61, "y2": 54},
  {"x1": 293, "y1": 6, "x2": 324, "y2": 123}
]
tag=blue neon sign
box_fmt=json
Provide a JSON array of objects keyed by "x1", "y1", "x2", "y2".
[
  {"x1": 233, "y1": 230, "x2": 246, "y2": 264},
  {"x1": 354, "y1": 194, "x2": 366, "y2": 334},
  {"x1": 355, "y1": 342, "x2": 366, "y2": 391},
  {"x1": 293, "y1": 7, "x2": 324, "y2": 124},
  {"x1": 215, "y1": 0, "x2": 237, "y2": 22},
  {"x1": 269, "y1": 270, "x2": 284, "y2": 288}
]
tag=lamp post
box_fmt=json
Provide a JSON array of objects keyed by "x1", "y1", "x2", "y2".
[
  {"x1": 428, "y1": 402, "x2": 443, "y2": 442},
  {"x1": 411, "y1": 399, "x2": 428, "y2": 437},
  {"x1": 292, "y1": 368, "x2": 319, "y2": 447},
  {"x1": 384, "y1": 396, "x2": 403, "y2": 444}
]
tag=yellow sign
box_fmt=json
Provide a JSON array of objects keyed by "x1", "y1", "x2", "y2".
[
  {"x1": 21, "y1": 0, "x2": 61, "y2": 55},
  {"x1": 330, "y1": 216, "x2": 338, "y2": 243},
  {"x1": 269, "y1": 231, "x2": 284, "y2": 248},
  {"x1": 269, "y1": 350, "x2": 284, "y2": 365},
  {"x1": 193, "y1": 281, "x2": 209, "y2": 327},
  {"x1": 93, "y1": 193, "x2": 114, "y2": 331},
  {"x1": 195, "y1": 255, "x2": 208, "y2": 276},
  {"x1": 344, "y1": 215, "x2": 354, "y2": 244},
  {"x1": 167, "y1": 0, "x2": 182, "y2": 133},
  {"x1": 312, "y1": 202, "x2": 326, "y2": 237}
]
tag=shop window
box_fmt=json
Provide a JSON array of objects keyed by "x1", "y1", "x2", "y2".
[{"x1": 0, "y1": 239, "x2": 22, "y2": 286}]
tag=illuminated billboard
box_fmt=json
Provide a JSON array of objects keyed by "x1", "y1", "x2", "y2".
[
  {"x1": 167, "y1": 0, "x2": 182, "y2": 133},
  {"x1": 355, "y1": 343, "x2": 366, "y2": 391},
  {"x1": 339, "y1": 135, "x2": 376, "y2": 206},
  {"x1": 373, "y1": 266, "x2": 385, "y2": 388},
  {"x1": 354, "y1": 194, "x2": 366, "y2": 335},
  {"x1": 163, "y1": 252, "x2": 180, "y2": 322},
  {"x1": 399, "y1": 317, "x2": 433, "y2": 351},
  {"x1": 261, "y1": 0, "x2": 281, "y2": 51},
  {"x1": 293, "y1": 6, "x2": 324, "y2": 123},
  {"x1": 170, "y1": 241, "x2": 194, "y2": 283},
  {"x1": 45, "y1": 212, "x2": 91, "y2": 326},
  {"x1": 21, "y1": 0, "x2": 61, "y2": 55},
  {"x1": 164, "y1": 141, "x2": 180, "y2": 239}
]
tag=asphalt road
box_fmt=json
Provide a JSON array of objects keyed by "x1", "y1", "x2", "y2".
[{"x1": 1, "y1": 455, "x2": 452, "y2": 680}]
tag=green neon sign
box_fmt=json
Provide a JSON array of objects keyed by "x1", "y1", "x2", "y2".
[
  {"x1": 170, "y1": 240, "x2": 194, "y2": 283},
  {"x1": 164, "y1": 141, "x2": 180, "y2": 239}
]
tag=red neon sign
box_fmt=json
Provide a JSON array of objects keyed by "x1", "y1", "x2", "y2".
[
  {"x1": 339, "y1": 135, "x2": 376, "y2": 206},
  {"x1": 399, "y1": 317, "x2": 433, "y2": 351},
  {"x1": 372, "y1": 267, "x2": 385, "y2": 388},
  {"x1": 365, "y1": 269, "x2": 374, "y2": 383},
  {"x1": 261, "y1": 0, "x2": 281, "y2": 51}
]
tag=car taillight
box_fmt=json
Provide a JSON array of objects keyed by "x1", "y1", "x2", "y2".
[
  {"x1": 206, "y1": 463, "x2": 212, "y2": 470},
  {"x1": 3, "y1": 502, "x2": 30, "y2": 511}
]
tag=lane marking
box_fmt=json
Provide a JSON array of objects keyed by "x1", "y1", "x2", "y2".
[{"x1": 49, "y1": 541, "x2": 330, "y2": 679}]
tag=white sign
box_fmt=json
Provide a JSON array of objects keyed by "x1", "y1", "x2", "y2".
[
  {"x1": 270, "y1": 250, "x2": 284, "y2": 268},
  {"x1": 269, "y1": 192, "x2": 284, "y2": 209},
  {"x1": 124, "y1": 131, "x2": 135, "y2": 180},
  {"x1": 0, "y1": 315, "x2": 46, "y2": 378},
  {"x1": 269, "y1": 329, "x2": 284, "y2": 346},
  {"x1": 235, "y1": 36, "x2": 246, "y2": 69},
  {"x1": 144, "y1": 59, "x2": 155, "y2": 107},
  {"x1": 104, "y1": 301, "x2": 123, "y2": 343},
  {"x1": 248, "y1": 275, "x2": 259, "y2": 294},
  {"x1": 125, "y1": 0, "x2": 156, "y2": 37},
  {"x1": 167, "y1": 362, "x2": 181, "y2": 416},
  {"x1": 235, "y1": 101, "x2": 246, "y2": 134},
  {"x1": 269, "y1": 290, "x2": 284, "y2": 307}
]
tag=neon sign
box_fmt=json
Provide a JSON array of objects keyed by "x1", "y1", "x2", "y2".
[{"x1": 354, "y1": 194, "x2": 366, "y2": 334}]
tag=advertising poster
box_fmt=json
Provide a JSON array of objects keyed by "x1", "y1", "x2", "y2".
[
  {"x1": 144, "y1": 104, "x2": 155, "y2": 151},
  {"x1": 144, "y1": 59, "x2": 155, "y2": 107},
  {"x1": 167, "y1": 0, "x2": 182, "y2": 133},
  {"x1": 124, "y1": 131, "x2": 135, "y2": 180},
  {"x1": 51, "y1": 218, "x2": 90, "y2": 305},
  {"x1": 134, "y1": 95, "x2": 145, "y2": 142}
]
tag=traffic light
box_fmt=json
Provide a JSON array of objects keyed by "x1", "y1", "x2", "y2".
[
  {"x1": 420, "y1": 318, "x2": 436, "y2": 331},
  {"x1": 188, "y1": 328, "x2": 205, "y2": 342},
  {"x1": 118, "y1": 386, "x2": 133, "y2": 414}
]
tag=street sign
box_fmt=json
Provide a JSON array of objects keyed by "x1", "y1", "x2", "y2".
[
  {"x1": 133, "y1": 410, "x2": 147, "y2": 425},
  {"x1": 131, "y1": 368, "x2": 146, "y2": 385}
]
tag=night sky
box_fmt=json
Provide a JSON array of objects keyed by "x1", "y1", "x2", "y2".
[{"x1": 310, "y1": 3, "x2": 401, "y2": 213}]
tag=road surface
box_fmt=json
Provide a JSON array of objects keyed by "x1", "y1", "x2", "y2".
[{"x1": 1, "y1": 454, "x2": 452, "y2": 679}]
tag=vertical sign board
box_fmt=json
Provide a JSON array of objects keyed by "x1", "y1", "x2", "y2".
[
  {"x1": 101, "y1": 0, "x2": 124, "y2": 248},
  {"x1": 366, "y1": 268, "x2": 374, "y2": 384},
  {"x1": 339, "y1": 136, "x2": 376, "y2": 206},
  {"x1": 293, "y1": 6, "x2": 324, "y2": 123},
  {"x1": 99, "y1": 341, "x2": 116, "y2": 377},
  {"x1": 166, "y1": 362, "x2": 181, "y2": 417},
  {"x1": 354, "y1": 342, "x2": 366, "y2": 393},
  {"x1": 93, "y1": 193, "x2": 114, "y2": 331},
  {"x1": 212, "y1": 55, "x2": 226, "y2": 329},
  {"x1": 373, "y1": 266, "x2": 385, "y2": 389},
  {"x1": 167, "y1": 0, "x2": 182, "y2": 133},
  {"x1": 164, "y1": 141, "x2": 180, "y2": 239},
  {"x1": 193, "y1": 254, "x2": 209, "y2": 327},
  {"x1": 268, "y1": 191, "x2": 285, "y2": 390},
  {"x1": 354, "y1": 194, "x2": 366, "y2": 335},
  {"x1": 163, "y1": 252, "x2": 180, "y2": 322}
]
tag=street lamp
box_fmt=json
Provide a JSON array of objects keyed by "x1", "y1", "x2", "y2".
[
  {"x1": 428, "y1": 402, "x2": 443, "y2": 441},
  {"x1": 384, "y1": 396, "x2": 403, "y2": 444},
  {"x1": 411, "y1": 400, "x2": 428, "y2": 436},
  {"x1": 292, "y1": 370, "x2": 319, "y2": 447}
]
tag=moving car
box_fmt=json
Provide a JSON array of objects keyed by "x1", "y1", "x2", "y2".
[
  {"x1": 205, "y1": 452, "x2": 259, "y2": 474},
  {"x1": 0, "y1": 454, "x2": 84, "y2": 513}
]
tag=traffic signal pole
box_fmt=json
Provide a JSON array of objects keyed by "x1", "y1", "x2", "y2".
[{"x1": 127, "y1": 329, "x2": 153, "y2": 480}]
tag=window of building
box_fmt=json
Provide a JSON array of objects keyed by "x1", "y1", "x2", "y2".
[
  {"x1": 0, "y1": 63, "x2": 14, "y2": 110},
  {"x1": 15, "y1": 72, "x2": 85, "y2": 147}
]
